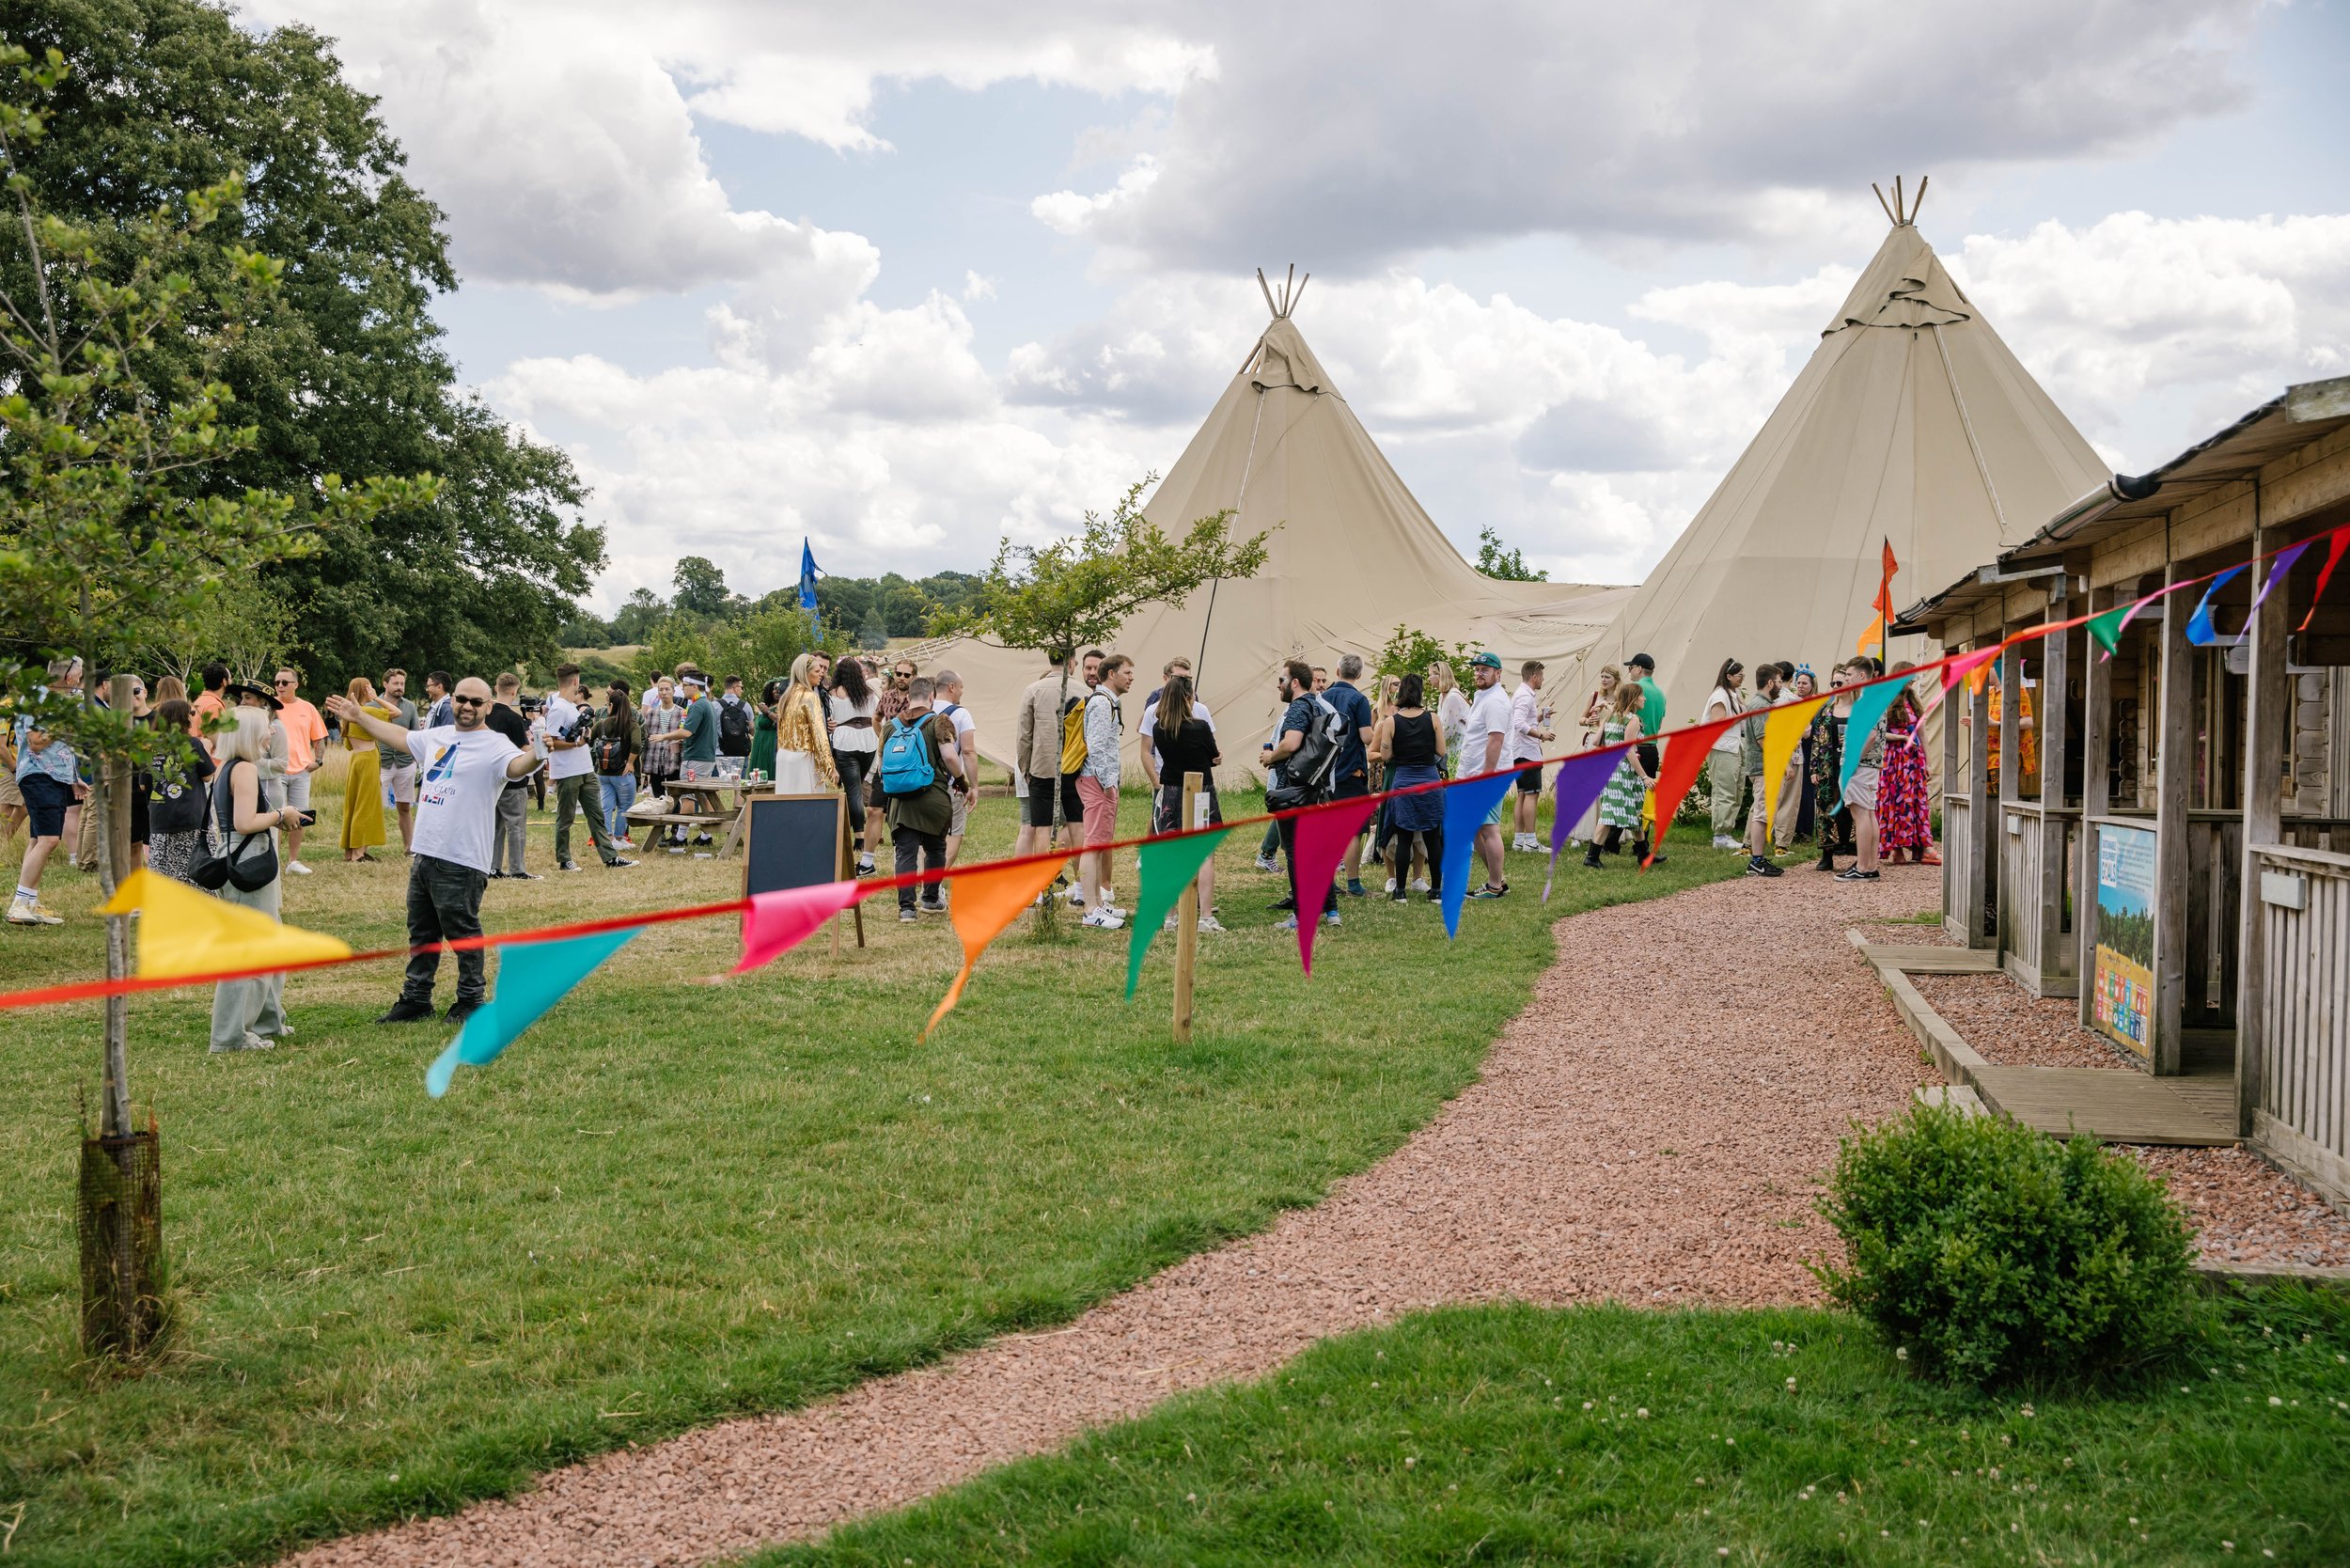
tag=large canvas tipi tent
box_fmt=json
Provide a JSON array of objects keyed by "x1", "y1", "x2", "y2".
[
  {"x1": 1571, "y1": 184, "x2": 2107, "y2": 723},
  {"x1": 931, "y1": 272, "x2": 1632, "y2": 776}
]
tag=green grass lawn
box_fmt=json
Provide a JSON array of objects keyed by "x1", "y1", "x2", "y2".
[
  {"x1": 766, "y1": 1292, "x2": 2350, "y2": 1567},
  {"x1": 0, "y1": 788, "x2": 1744, "y2": 1568}
]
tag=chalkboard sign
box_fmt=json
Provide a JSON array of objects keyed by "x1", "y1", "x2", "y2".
[{"x1": 741, "y1": 792, "x2": 863, "y2": 949}]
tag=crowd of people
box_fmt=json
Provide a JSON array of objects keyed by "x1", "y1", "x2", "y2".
[{"x1": 5, "y1": 638, "x2": 1939, "y2": 1043}]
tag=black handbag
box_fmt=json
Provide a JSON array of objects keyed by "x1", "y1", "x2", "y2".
[{"x1": 188, "y1": 761, "x2": 278, "y2": 892}]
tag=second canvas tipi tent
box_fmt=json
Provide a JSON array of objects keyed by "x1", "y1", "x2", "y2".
[
  {"x1": 931, "y1": 270, "x2": 1632, "y2": 776},
  {"x1": 1570, "y1": 181, "x2": 2108, "y2": 724}
]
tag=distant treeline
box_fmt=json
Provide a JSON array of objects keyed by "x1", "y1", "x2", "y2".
[{"x1": 559, "y1": 557, "x2": 984, "y2": 651}]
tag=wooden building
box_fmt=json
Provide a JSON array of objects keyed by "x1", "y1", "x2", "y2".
[{"x1": 1897, "y1": 375, "x2": 2350, "y2": 1207}]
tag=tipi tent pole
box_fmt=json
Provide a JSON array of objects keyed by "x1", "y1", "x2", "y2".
[
  {"x1": 1257, "y1": 269, "x2": 1278, "y2": 319},
  {"x1": 1872, "y1": 182, "x2": 1897, "y2": 226},
  {"x1": 1196, "y1": 386, "x2": 1268, "y2": 682},
  {"x1": 1930, "y1": 322, "x2": 2009, "y2": 535}
]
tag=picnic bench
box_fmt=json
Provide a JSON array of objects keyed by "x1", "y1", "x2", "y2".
[{"x1": 627, "y1": 779, "x2": 759, "y2": 856}]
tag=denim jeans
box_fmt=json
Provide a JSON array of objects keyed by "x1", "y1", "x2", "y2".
[
  {"x1": 555, "y1": 772, "x2": 619, "y2": 866},
  {"x1": 601, "y1": 773, "x2": 637, "y2": 839},
  {"x1": 400, "y1": 854, "x2": 488, "y2": 1006}
]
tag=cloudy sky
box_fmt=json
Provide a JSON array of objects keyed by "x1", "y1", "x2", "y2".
[{"x1": 244, "y1": 0, "x2": 2350, "y2": 609}]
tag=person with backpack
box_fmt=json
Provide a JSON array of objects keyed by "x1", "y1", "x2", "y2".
[
  {"x1": 1261, "y1": 658, "x2": 1346, "y2": 933},
  {"x1": 716, "y1": 675, "x2": 754, "y2": 759},
  {"x1": 879, "y1": 676, "x2": 964, "y2": 922},
  {"x1": 592, "y1": 682, "x2": 642, "y2": 847},
  {"x1": 1073, "y1": 653, "x2": 1135, "y2": 929},
  {"x1": 145, "y1": 697, "x2": 217, "y2": 886}
]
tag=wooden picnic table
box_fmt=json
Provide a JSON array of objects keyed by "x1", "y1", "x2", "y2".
[{"x1": 627, "y1": 777, "x2": 762, "y2": 856}]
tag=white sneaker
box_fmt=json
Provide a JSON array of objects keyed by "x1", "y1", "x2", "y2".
[
  {"x1": 1711, "y1": 835, "x2": 1741, "y2": 851},
  {"x1": 1081, "y1": 907, "x2": 1124, "y2": 930},
  {"x1": 1164, "y1": 913, "x2": 1180, "y2": 931},
  {"x1": 8, "y1": 893, "x2": 62, "y2": 927},
  {"x1": 1197, "y1": 914, "x2": 1227, "y2": 933},
  {"x1": 1254, "y1": 855, "x2": 1279, "y2": 872},
  {"x1": 287, "y1": 860, "x2": 313, "y2": 875},
  {"x1": 1384, "y1": 877, "x2": 1398, "y2": 894},
  {"x1": 1411, "y1": 878, "x2": 1430, "y2": 894}
]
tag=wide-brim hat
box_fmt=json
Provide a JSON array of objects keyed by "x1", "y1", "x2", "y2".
[{"x1": 224, "y1": 681, "x2": 282, "y2": 712}]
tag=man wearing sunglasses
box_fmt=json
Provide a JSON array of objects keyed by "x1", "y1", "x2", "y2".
[
  {"x1": 273, "y1": 668, "x2": 329, "y2": 875},
  {"x1": 330, "y1": 677, "x2": 544, "y2": 1025}
]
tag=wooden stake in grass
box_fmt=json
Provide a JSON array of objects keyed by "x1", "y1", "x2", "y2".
[{"x1": 1173, "y1": 772, "x2": 1203, "y2": 1043}]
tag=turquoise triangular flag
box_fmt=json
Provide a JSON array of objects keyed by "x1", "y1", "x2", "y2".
[
  {"x1": 426, "y1": 927, "x2": 641, "y2": 1097},
  {"x1": 1840, "y1": 680, "x2": 1908, "y2": 799}
]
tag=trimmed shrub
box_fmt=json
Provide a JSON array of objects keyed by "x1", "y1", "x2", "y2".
[{"x1": 1813, "y1": 1104, "x2": 2197, "y2": 1387}]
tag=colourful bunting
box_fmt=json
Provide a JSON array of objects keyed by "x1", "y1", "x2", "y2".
[
  {"x1": 98, "y1": 869, "x2": 352, "y2": 980},
  {"x1": 2248, "y1": 539, "x2": 2315, "y2": 617},
  {"x1": 1759, "y1": 696, "x2": 1830, "y2": 823},
  {"x1": 922, "y1": 854, "x2": 1068, "y2": 1040},
  {"x1": 1646, "y1": 715, "x2": 1741, "y2": 866},
  {"x1": 2184, "y1": 565, "x2": 2249, "y2": 647},
  {"x1": 735, "y1": 880, "x2": 865, "y2": 974},
  {"x1": 425, "y1": 927, "x2": 640, "y2": 1098},
  {"x1": 1840, "y1": 680, "x2": 1909, "y2": 797},
  {"x1": 1125, "y1": 828, "x2": 1230, "y2": 998},
  {"x1": 1943, "y1": 646, "x2": 2004, "y2": 689},
  {"x1": 1854, "y1": 613, "x2": 1886, "y2": 658},
  {"x1": 2299, "y1": 527, "x2": 2350, "y2": 632},
  {"x1": 1543, "y1": 748, "x2": 1628, "y2": 901},
  {"x1": 1290, "y1": 796, "x2": 1380, "y2": 974},
  {"x1": 1438, "y1": 767, "x2": 1522, "y2": 936},
  {"x1": 2087, "y1": 604, "x2": 2132, "y2": 657}
]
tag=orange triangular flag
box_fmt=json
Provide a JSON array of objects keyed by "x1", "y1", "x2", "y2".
[
  {"x1": 98, "y1": 869, "x2": 352, "y2": 980},
  {"x1": 921, "y1": 855, "x2": 1069, "y2": 1040},
  {"x1": 1855, "y1": 613, "x2": 1886, "y2": 656}
]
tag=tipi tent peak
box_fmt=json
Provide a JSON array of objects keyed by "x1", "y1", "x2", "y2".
[
  {"x1": 1870, "y1": 173, "x2": 1928, "y2": 228},
  {"x1": 1256, "y1": 263, "x2": 1310, "y2": 322}
]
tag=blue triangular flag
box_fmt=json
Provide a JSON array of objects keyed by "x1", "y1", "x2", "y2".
[
  {"x1": 1438, "y1": 766, "x2": 1522, "y2": 937},
  {"x1": 426, "y1": 927, "x2": 640, "y2": 1098},
  {"x1": 1840, "y1": 679, "x2": 1908, "y2": 799},
  {"x1": 2185, "y1": 564, "x2": 2248, "y2": 648}
]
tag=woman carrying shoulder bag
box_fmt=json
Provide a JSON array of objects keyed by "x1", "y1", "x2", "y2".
[{"x1": 209, "y1": 707, "x2": 298, "y2": 1053}]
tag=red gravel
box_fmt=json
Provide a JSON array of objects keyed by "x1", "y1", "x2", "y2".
[
  {"x1": 1908, "y1": 972, "x2": 2134, "y2": 1070},
  {"x1": 2137, "y1": 1147, "x2": 2350, "y2": 1266},
  {"x1": 287, "y1": 865, "x2": 1939, "y2": 1568}
]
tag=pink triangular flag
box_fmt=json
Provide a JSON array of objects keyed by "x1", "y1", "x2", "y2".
[
  {"x1": 734, "y1": 881, "x2": 865, "y2": 974},
  {"x1": 1288, "y1": 795, "x2": 1380, "y2": 977}
]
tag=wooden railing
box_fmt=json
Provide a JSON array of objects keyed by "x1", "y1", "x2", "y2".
[
  {"x1": 1942, "y1": 794, "x2": 1978, "y2": 946},
  {"x1": 2248, "y1": 843, "x2": 2350, "y2": 1208},
  {"x1": 1997, "y1": 803, "x2": 2079, "y2": 997}
]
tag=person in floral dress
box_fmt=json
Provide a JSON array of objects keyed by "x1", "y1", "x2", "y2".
[
  {"x1": 1581, "y1": 683, "x2": 1653, "y2": 867},
  {"x1": 1876, "y1": 679, "x2": 1935, "y2": 864}
]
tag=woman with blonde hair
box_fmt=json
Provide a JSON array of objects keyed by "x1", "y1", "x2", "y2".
[
  {"x1": 1581, "y1": 682, "x2": 1653, "y2": 868},
  {"x1": 209, "y1": 707, "x2": 299, "y2": 1051},
  {"x1": 1579, "y1": 663, "x2": 1622, "y2": 744},
  {"x1": 1428, "y1": 659, "x2": 1469, "y2": 776},
  {"x1": 339, "y1": 676, "x2": 389, "y2": 862},
  {"x1": 776, "y1": 651, "x2": 840, "y2": 795}
]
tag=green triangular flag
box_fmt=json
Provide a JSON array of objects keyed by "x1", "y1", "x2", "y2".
[
  {"x1": 1125, "y1": 828, "x2": 1230, "y2": 999},
  {"x1": 2088, "y1": 604, "x2": 2133, "y2": 656}
]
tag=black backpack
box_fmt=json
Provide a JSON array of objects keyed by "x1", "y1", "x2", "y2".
[
  {"x1": 1265, "y1": 695, "x2": 1345, "y2": 810},
  {"x1": 718, "y1": 697, "x2": 752, "y2": 754}
]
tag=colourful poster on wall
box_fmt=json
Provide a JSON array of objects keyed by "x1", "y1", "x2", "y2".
[{"x1": 2092, "y1": 823, "x2": 2157, "y2": 1059}]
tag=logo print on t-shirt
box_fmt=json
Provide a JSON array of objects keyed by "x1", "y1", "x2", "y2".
[{"x1": 422, "y1": 744, "x2": 460, "y2": 785}]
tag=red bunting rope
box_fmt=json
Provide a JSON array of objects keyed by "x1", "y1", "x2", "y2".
[{"x1": 8, "y1": 517, "x2": 2344, "y2": 1015}]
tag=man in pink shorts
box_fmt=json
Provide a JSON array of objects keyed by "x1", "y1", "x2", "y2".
[{"x1": 1073, "y1": 652, "x2": 1134, "y2": 929}]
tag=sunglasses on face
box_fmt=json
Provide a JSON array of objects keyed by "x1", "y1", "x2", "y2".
[
  {"x1": 451, "y1": 695, "x2": 487, "y2": 707},
  {"x1": 275, "y1": 678, "x2": 296, "y2": 687}
]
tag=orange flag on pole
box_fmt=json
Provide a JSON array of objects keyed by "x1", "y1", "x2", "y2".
[
  {"x1": 922, "y1": 855, "x2": 1069, "y2": 1041},
  {"x1": 1872, "y1": 538, "x2": 1898, "y2": 664}
]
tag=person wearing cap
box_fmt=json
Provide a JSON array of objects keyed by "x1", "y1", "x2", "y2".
[
  {"x1": 653, "y1": 673, "x2": 722, "y2": 846},
  {"x1": 1457, "y1": 651, "x2": 1513, "y2": 898},
  {"x1": 271, "y1": 667, "x2": 329, "y2": 875},
  {"x1": 1625, "y1": 651, "x2": 1667, "y2": 864}
]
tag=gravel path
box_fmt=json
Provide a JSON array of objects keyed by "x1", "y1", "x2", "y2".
[{"x1": 283, "y1": 868, "x2": 1945, "y2": 1568}]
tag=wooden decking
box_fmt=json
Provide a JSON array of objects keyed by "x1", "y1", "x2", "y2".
[{"x1": 1853, "y1": 933, "x2": 2241, "y2": 1147}]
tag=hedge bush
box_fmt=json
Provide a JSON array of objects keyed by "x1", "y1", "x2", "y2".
[{"x1": 1812, "y1": 1104, "x2": 2197, "y2": 1387}]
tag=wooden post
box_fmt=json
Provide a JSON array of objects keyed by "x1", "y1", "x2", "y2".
[
  {"x1": 1940, "y1": 655, "x2": 1961, "y2": 932},
  {"x1": 2152, "y1": 557, "x2": 2195, "y2": 1076},
  {"x1": 101, "y1": 673, "x2": 134, "y2": 1138},
  {"x1": 2236, "y1": 503, "x2": 2287, "y2": 1134},
  {"x1": 1964, "y1": 641, "x2": 1993, "y2": 949},
  {"x1": 1994, "y1": 636, "x2": 2021, "y2": 958},
  {"x1": 2038, "y1": 596, "x2": 2072, "y2": 991},
  {"x1": 2078, "y1": 587, "x2": 2113, "y2": 1033},
  {"x1": 1172, "y1": 771, "x2": 1203, "y2": 1043}
]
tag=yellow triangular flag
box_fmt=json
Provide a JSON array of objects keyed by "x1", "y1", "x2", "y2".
[
  {"x1": 1760, "y1": 696, "x2": 1830, "y2": 818},
  {"x1": 98, "y1": 869, "x2": 352, "y2": 980}
]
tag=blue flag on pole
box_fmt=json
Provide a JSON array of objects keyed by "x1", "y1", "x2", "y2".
[{"x1": 799, "y1": 540, "x2": 822, "y2": 635}]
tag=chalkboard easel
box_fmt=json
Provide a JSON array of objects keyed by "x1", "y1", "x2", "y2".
[{"x1": 741, "y1": 791, "x2": 864, "y2": 952}]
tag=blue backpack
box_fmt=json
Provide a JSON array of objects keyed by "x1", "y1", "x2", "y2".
[{"x1": 878, "y1": 714, "x2": 938, "y2": 795}]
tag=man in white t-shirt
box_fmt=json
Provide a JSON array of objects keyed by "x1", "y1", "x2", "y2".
[
  {"x1": 1507, "y1": 660, "x2": 1554, "y2": 853},
  {"x1": 1458, "y1": 651, "x2": 1513, "y2": 898},
  {"x1": 545, "y1": 663, "x2": 634, "y2": 873},
  {"x1": 933, "y1": 668, "x2": 979, "y2": 870},
  {"x1": 329, "y1": 677, "x2": 543, "y2": 1025}
]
